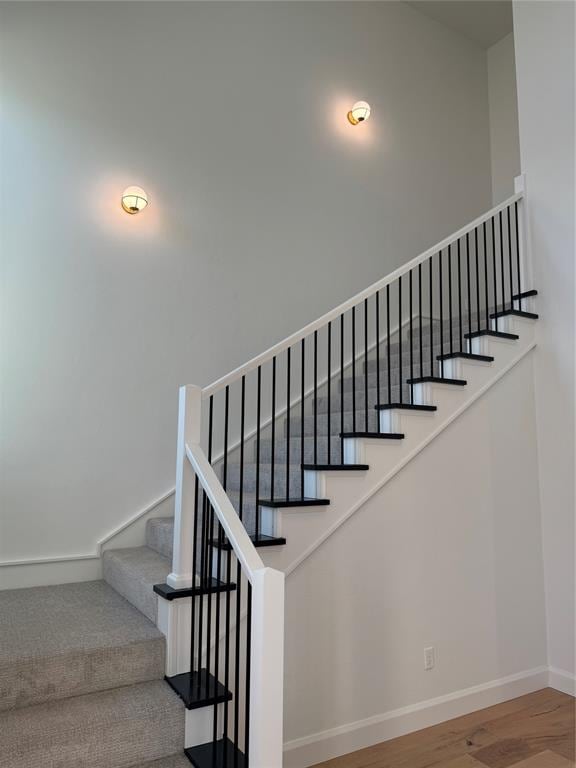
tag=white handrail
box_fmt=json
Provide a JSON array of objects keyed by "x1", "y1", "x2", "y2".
[
  {"x1": 203, "y1": 191, "x2": 523, "y2": 398},
  {"x1": 185, "y1": 442, "x2": 266, "y2": 581}
]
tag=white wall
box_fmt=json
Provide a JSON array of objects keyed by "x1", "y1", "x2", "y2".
[
  {"x1": 487, "y1": 33, "x2": 520, "y2": 204},
  {"x1": 513, "y1": 0, "x2": 575, "y2": 684},
  {"x1": 283, "y1": 354, "x2": 547, "y2": 763},
  {"x1": 0, "y1": 1, "x2": 493, "y2": 582}
]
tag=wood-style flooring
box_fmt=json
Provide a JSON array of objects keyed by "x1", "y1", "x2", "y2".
[{"x1": 312, "y1": 688, "x2": 575, "y2": 768}]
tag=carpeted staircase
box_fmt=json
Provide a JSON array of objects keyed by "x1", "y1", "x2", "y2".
[
  {"x1": 0, "y1": 310, "x2": 525, "y2": 765},
  {"x1": 0, "y1": 581, "x2": 187, "y2": 767}
]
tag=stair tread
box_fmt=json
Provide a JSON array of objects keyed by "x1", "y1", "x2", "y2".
[
  {"x1": 437, "y1": 352, "x2": 494, "y2": 362},
  {"x1": 0, "y1": 680, "x2": 184, "y2": 768},
  {"x1": 301, "y1": 463, "x2": 369, "y2": 471},
  {"x1": 258, "y1": 496, "x2": 330, "y2": 508},
  {"x1": 406, "y1": 376, "x2": 467, "y2": 385},
  {"x1": 185, "y1": 738, "x2": 245, "y2": 768},
  {"x1": 375, "y1": 403, "x2": 437, "y2": 411},
  {"x1": 153, "y1": 578, "x2": 236, "y2": 601},
  {"x1": 103, "y1": 546, "x2": 171, "y2": 623},
  {"x1": 490, "y1": 309, "x2": 539, "y2": 319},
  {"x1": 166, "y1": 668, "x2": 232, "y2": 710},
  {"x1": 211, "y1": 533, "x2": 286, "y2": 549},
  {"x1": 464, "y1": 329, "x2": 519, "y2": 340},
  {"x1": 0, "y1": 580, "x2": 165, "y2": 712},
  {"x1": 341, "y1": 432, "x2": 405, "y2": 439}
]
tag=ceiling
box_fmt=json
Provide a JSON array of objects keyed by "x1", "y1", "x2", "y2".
[{"x1": 407, "y1": 0, "x2": 513, "y2": 49}]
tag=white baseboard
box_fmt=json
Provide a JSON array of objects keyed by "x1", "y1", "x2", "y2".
[
  {"x1": 548, "y1": 667, "x2": 576, "y2": 696},
  {"x1": 0, "y1": 489, "x2": 174, "y2": 590},
  {"x1": 283, "y1": 666, "x2": 549, "y2": 768}
]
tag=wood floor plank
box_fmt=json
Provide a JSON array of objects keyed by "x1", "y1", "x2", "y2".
[
  {"x1": 508, "y1": 751, "x2": 575, "y2": 768},
  {"x1": 311, "y1": 689, "x2": 574, "y2": 768}
]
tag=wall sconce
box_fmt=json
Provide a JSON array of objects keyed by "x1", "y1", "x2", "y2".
[
  {"x1": 121, "y1": 186, "x2": 148, "y2": 214},
  {"x1": 347, "y1": 101, "x2": 371, "y2": 125}
]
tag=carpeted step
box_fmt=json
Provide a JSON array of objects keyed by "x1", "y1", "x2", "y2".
[
  {"x1": 0, "y1": 679, "x2": 184, "y2": 768},
  {"x1": 103, "y1": 547, "x2": 170, "y2": 623},
  {"x1": 146, "y1": 517, "x2": 174, "y2": 559},
  {"x1": 285, "y1": 407, "x2": 380, "y2": 437},
  {"x1": 255, "y1": 435, "x2": 343, "y2": 464},
  {"x1": 0, "y1": 581, "x2": 165, "y2": 713}
]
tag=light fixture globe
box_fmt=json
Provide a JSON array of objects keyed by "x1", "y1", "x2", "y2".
[
  {"x1": 347, "y1": 100, "x2": 371, "y2": 125},
  {"x1": 121, "y1": 186, "x2": 148, "y2": 214}
]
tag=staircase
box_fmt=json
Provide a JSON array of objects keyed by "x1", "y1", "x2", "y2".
[{"x1": 0, "y1": 184, "x2": 539, "y2": 768}]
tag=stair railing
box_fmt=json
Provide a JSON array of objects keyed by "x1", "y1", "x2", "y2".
[
  {"x1": 165, "y1": 384, "x2": 284, "y2": 768},
  {"x1": 166, "y1": 176, "x2": 531, "y2": 767}
]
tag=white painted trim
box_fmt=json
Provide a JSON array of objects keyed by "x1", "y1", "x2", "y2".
[
  {"x1": 283, "y1": 666, "x2": 549, "y2": 768},
  {"x1": 0, "y1": 487, "x2": 174, "y2": 568},
  {"x1": 185, "y1": 442, "x2": 266, "y2": 580},
  {"x1": 548, "y1": 667, "x2": 576, "y2": 696},
  {"x1": 203, "y1": 193, "x2": 523, "y2": 397},
  {"x1": 284, "y1": 341, "x2": 537, "y2": 578}
]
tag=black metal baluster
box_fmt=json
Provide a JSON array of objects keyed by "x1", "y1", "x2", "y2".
[
  {"x1": 351, "y1": 308, "x2": 357, "y2": 431},
  {"x1": 255, "y1": 367, "x2": 261, "y2": 540},
  {"x1": 499, "y1": 211, "x2": 505, "y2": 314},
  {"x1": 515, "y1": 201, "x2": 522, "y2": 310},
  {"x1": 233, "y1": 379, "x2": 246, "y2": 764},
  {"x1": 448, "y1": 244, "x2": 453, "y2": 356},
  {"x1": 398, "y1": 276, "x2": 403, "y2": 402},
  {"x1": 507, "y1": 206, "x2": 514, "y2": 311},
  {"x1": 466, "y1": 232, "x2": 472, "y2": 339},
  {"x1": 340, "y1": 314, "x2": 344, "y2": 463},
  {"x1": 376, "y1": 292, "x2": 381, "y2": 410},
  {"x1": 475, "y1": 228, "x2": 480, "y2": 332},
  {"x1": 285, "y1": 348, "x2": 290, "y2": 501},
  {"x1": 222, "y1": 387, "x2": 231, "y2": 756},
  {"x1": 364, "y1": 299, "x2": 369, "y2": 429},
  {"x1": 203, "y1": 397, "x2": 215, "y2": 687},
  {"x1": 429, "y1": 257, "x2": 434, "y2": 378},
  {"x1": 418, "y1": 264, "x2": 423, "y2": 377},
  {"x1": 492, "y1": 216, "x2": 498, "y2": 331},
  {"x1": 313, "y1": 331, "x2": 318, "y2": 465},
  {"x1": 483, "y1": 221, "x2": 489, "y2": 330},
  {"x1": 270, "y1": 357, "x2": 276, "y2": 501},
  {"x1": 458, "y1": 239, "x2": 463, "y2": 351},
  {"x1": 189, "y1": 476, "x2": 200, "y2": 682},
  {"x1": 212, "y1": 507, "x2": 224, "y2": 747},
  {"x1": 439, "y1": 251, "x2": 443, "y2": 376},
  {"x1": 327, "y1": 322, "x2": 332, "y2": 464},
  {"x1": 386, "y1": 284, "x2": 391, "y2": 403},
  {"x1": 300, "y1": 340, "x2": 305, "y2": 493},
  {"x1": 409, "y1": 273, "x2": 414, "y2": 403}
]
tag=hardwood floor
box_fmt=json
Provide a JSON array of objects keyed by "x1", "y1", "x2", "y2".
[{"x1": 312, "y1": 689, "x2": 575, "y2": 768}]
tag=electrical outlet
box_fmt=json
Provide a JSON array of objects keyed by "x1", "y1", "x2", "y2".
[{"x1": 424, "y1": 646, "x2": 435, "y2": 671}]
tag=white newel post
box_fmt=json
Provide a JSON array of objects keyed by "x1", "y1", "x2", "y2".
[
  {"x1": 249, "y1": 567, "x2": 285, "y2": 768},
  {"x1": 514, "y1": 173, "x2": 534, "y2": 297},
  {"x1": 167, "y1": 384, "x2": 202, "y2": 589}
]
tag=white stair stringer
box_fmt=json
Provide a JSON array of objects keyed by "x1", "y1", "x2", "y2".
[{"x1": 260, "y1": 320, "x2": 536, "y2": 576}]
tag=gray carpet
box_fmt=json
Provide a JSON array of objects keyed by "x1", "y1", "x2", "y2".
[
  {"x1": 0, "y1": 680, "x2": 184, "y2": 768},
  {"x1": 0, "y1": 581, "x2": 165, "y2": 712},
  {"x1": 134, "y1": 755, "x2": 191, "y2": 768},
  {"x1": 102, "y1": 547, "x2": 171, "y2": 623}
]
